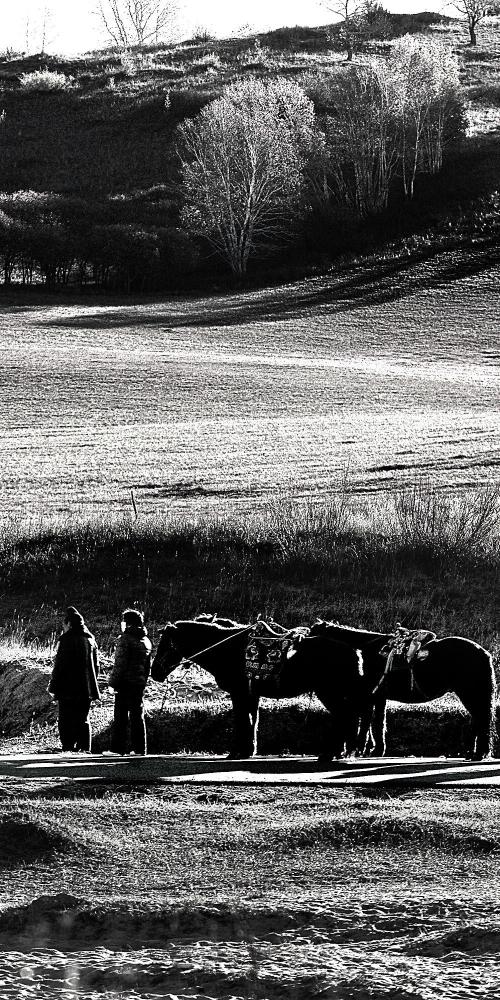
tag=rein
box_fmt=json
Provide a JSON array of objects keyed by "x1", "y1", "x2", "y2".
[{"x1": 159, "y1": 623, "x2": 256, "y2": 675}]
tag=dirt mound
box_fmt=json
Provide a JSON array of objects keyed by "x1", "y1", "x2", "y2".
[
  {"x1": 0, "y1": 819, "x2": 73, "y2": 867},
  {"x1": 405, "y1": 922, "x2": 500, "y2": 956},
  {"x1": 0, "y1": 896, "x2": 319, "y2": 947},
  {"x1": 258, "y1": 817, "x2": 500, "y2": 854},
  {"x1": 0, "y1": 660, "x2": 55, "y2": 736},
  {"x1": 0, "y1": 895, "x2": 481, "y2": 950}
]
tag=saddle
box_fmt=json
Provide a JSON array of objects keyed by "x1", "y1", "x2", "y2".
[
  {"x1": 378, "y1": 624, "x2": 436, "y2": 694},
  {"x1": 381, "y1": 624, "x2": 436, "y2": 668},
  {"x1": 245, "y1": 621, "x2": 309, "y2": 684}
]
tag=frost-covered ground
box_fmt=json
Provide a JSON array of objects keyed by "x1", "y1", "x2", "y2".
[
  {"x1": 0, "y1": 256, "x2": 498, "y2": 518},
  {"x1": 0, "y1": 785, "x2": 499, "y2": 999}
]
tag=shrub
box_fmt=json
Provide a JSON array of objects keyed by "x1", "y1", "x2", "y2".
[
  {"x1": 18, "y1": 69, "x2": 72, "y2": 91},
  {"x1": 192, "y1": 52, "x2": 222, "y2": 72},
  {"x1": 119, "y1": 50, "x2": 163, "y2": 76},
  {"x1": 235, "y1": 39, "x2": 273, "y2": 68}
]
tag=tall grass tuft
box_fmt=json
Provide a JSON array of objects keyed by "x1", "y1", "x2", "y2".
[{"x1": 393, "y1": 482, "x2": 500, "y2": 554}]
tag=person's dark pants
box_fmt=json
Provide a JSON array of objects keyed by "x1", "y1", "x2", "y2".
[
  {"x1": 111, "y1": 686, "x2": 147, "y2": 755},
  {"x1": 58, "y1": 697, "x2": 92, "y2": 752}
]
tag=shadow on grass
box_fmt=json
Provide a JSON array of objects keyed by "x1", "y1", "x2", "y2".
[
  {"x1": 0, "y1": 752, "x2": 499, "y2": 786},
  {"x1": 39, "y1": 240, "x2": 499, "y2": 333}
]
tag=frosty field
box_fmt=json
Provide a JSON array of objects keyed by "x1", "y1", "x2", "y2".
[
  {"x1": 0, "y1": 252, "x2": 498, "y2": 519},
  {"x1": 0, "y1": 784, "x2": 499, "y2": 1000}
]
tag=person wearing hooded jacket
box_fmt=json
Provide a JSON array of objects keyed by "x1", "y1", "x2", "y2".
[
  {"x1": 108, "y1": 609, "x2": 152, "y2": 755},
  {"x1": 48, "y1": 606, "x2": 100, "y2": 752}
]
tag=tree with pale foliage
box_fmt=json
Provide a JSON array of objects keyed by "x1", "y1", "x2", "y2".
[
  {"x1": 314, "y1": 62, "x2": 400, "y2": 217},
  {"x1": 96, "y1": 0, "x2": 178, "y2": 49},
  {"x1": 178, "y1": 78, "x2": 320, "y2": 277},
  {"x1": 387, "y1": 36, "x2": 463, "y2": 196},
  {"x1": 446, "y1": 0, "x2": 489, "y2": 45},
  {"x1": 312, "y1": 36, "x2": 463, "y2": 217}
]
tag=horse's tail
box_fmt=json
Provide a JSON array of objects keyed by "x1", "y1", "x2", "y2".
[{"x1": 483, "y1": 647, "x2": 497, "y2": 757}]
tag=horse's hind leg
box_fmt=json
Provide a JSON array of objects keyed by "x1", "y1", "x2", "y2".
[
  {"x1": 315, "y1": 690, "x2": 354, "y2": 763},
  {"x1": 369, "y1": 695, "x2": 387, "y2": 756},
  {"x1": 454, "y1": 685, "x2": 496, "y2": 761}
]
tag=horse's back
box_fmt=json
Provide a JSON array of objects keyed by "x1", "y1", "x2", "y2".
[{"x1": 429, "y1": 635, "x2": 492, "y2": 662}]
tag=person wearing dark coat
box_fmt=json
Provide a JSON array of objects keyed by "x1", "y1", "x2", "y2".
[
  {"x1": 108, "y1": 609, "x2": 152, "y2": 755},
  {"x1": 48, "y1": 606, "x2": 100, "y2": 752}
]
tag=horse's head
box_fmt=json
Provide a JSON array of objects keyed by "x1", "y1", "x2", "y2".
[{"x1": 151, "y1": 623, "x2": 179, "y2": 682}]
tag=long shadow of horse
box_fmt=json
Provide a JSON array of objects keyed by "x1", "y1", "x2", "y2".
[
  {"x1": 39, "y1": 240, "x2": 499, "y2": 334},
  {"x1": 0, "y1": 753, "x2": 500, "y2": 786}
]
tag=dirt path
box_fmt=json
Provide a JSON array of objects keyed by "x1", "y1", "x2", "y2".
[{"x1": 1, "y1": 752, "x2": 500, "y2": 785}]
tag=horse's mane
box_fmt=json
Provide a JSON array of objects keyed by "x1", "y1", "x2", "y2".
[
  {"x1": 193, "y1": 613, "x2": 246, "y2": 629},
  {"x1": 173, "y1": 617, "x2": 248, "y2": 632},
  {"x1": 315, "y1": 620, "x2": 391, "y2": 639}
]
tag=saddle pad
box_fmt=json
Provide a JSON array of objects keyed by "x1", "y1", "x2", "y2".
[{"x1": 245, "y1": 635, "x2": 294, "y2": 682}]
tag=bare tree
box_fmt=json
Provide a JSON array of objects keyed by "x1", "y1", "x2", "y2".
[
  {"x1": 323, "y1": 0, "x2": 363, "y2": 60},
  {"x1": 446, "y1": 0, "x2": 490, "y2": 45},
  {"x1": 178, "y1": 78, "x2": 320, "y2": 277},
  {"x1": 317, "y1": 64, "x2": 400, "y2": 216},
  {"x1": 97, "y1": 0, "x2": 178, "y2": 49}
]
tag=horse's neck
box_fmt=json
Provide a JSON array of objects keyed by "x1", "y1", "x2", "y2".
[{"x1": 178, "y1": 624, "x2": 243, "y2": 667}]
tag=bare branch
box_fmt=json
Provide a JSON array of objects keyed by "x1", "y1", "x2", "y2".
[{"x1": 96, "y1": 0, "x2": 178, "y2": 48}]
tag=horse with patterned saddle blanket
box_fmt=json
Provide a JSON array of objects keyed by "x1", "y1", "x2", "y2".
[
  {"x1": 152, "y1": 614, "x2": 367, "y2": 759},
  {"x1": 310, "y1": 620, "x2": 496, "y2": 760}
]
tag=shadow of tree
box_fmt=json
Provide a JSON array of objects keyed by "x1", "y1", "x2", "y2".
[{"x1": 39, "y1": 239, "x2": 499, "y2": 333}]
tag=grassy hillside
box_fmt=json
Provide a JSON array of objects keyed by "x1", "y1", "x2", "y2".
[
  {"x1": 0, "y1": 16, "x2": 498, "y2": 290},
  {"x1": 0, "y1": 17, "x2": 497, "y2": 198}
]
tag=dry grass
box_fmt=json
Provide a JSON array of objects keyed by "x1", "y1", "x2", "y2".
[{"x1": 0, "y1": 786, "x2": 499, "y2": 997}]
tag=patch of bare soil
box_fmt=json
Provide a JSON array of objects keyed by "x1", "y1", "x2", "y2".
[
  {"x1": 0, "y1": 661, "x2": 55, "y2": 736},
  {"x1": 1, "y1": 894, "x2": 500, "y2": 999}
]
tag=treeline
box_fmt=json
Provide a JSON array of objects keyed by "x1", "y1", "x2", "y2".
[
  {"x1": 0, "y1": 191, "x2": 197, "y2": 292},
  {"x1": 0, "y1": 36, "x2": 470, "y2": 290}
]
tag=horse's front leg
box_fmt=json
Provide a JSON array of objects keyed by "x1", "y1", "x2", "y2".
[
  {"x1": 228, "y1": 682, "x2": 258, "y2": 759},
  {"x1": 344, "y1": 704, "x2": 361, "y2": 757}
]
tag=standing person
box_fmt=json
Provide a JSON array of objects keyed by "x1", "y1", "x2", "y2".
[
  {"x1": 48, "y1": 606, "x2": 100, "y2": 752},
  {"x1": 109, "y1": 609, "x2": 152, "y2": 755}
]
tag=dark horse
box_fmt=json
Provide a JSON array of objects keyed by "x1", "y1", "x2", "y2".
[
  {"x1": 151, "y1": 617, "x2": 367, "y2": 759},
  {"x1": 311, "y1": 621, "x2": 497, "y2": 760}
]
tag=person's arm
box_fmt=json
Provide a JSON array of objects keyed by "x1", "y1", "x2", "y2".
[
  {"x1": 142, "y1": 638, "x2": 152, "y2": 683},
  {"x1": 47, "y1": 640, "x2": 63, "y2": 697},
  {"x1": 108, "y1": 636, "x2": 124, "y2": 689}
]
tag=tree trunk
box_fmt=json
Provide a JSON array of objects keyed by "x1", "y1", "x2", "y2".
[{"x1": 469, "y1": 24, "x2": 477, "y2": 45}]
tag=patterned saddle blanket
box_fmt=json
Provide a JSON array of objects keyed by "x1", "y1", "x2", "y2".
[{"x1": 245, "y1": 621, "x2": 309, "y2": 683}]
